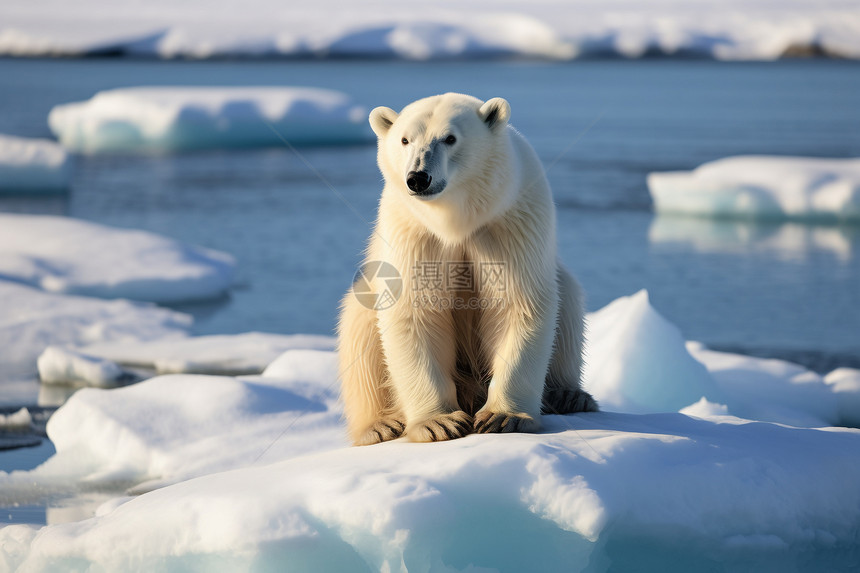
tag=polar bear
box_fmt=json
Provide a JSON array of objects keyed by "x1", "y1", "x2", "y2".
[{"x1": 338, "y1": 93, "x2": 597, "y2": 445}]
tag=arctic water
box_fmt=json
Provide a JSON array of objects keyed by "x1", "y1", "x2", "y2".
[{"x1": 0, "y1": 58, "x2": 859, "y2": 382}]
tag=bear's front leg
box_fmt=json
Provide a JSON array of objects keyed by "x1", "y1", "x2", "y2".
[
  {"x1": 474, "y1": 276, "x2": 559, "y2": 434},
  {"x1": 378, "y1": 304, "x2": 472, "y2": 442}
]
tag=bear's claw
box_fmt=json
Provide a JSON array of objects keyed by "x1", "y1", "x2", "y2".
[
  {"x1": 473, "y1": 411, "x2": 540, "y2": 434},
  {"x1": 355, "y1": 418, "x2": 406, "y2": 446},
  {"x1": 407, "y1": 411, "x2": 473, "y2": 442},
  {"x1": 541, "y1": 388, "x2": 599, "y2": 415}
]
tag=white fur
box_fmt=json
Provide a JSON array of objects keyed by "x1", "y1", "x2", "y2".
[{"x1": 339, "y1": 93, "x2": 594, "y2": 445}]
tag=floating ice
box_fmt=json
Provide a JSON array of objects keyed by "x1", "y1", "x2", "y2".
[
  {"x1": 36, "y1": 347, "x2": 130, "y2": 388},
  {"x1": 48, "y1": 86, "x2": 371, "y2": 153},
  {"x1": 0, "y1": 214, "x2": 235, "y2": 303},
  {"x1": 648, "y1": 156, "x2": 860, "y2": 221},
  {"x1": 0, "y1": 134, "x2": 71, "y2": 193},
  {"x1": 1, "y1": 0, "x2": 859, "y2": 60},
  {"x1": 0, "y1": 408, "x2": 32, "y2": 430}
]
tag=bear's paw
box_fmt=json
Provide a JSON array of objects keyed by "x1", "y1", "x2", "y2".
[
  {"x1": 474, "y1": 411, "x2": 540, "y2": 434},
  {"x1": 407, "y1": 411, "x2": 473, "y2": 442},
  {"x1": 541, "y1": 389, "x2": 599, "y2": 415},
  {"x1": 355, "y1": 418, "x2": 406, "y2": 446}
]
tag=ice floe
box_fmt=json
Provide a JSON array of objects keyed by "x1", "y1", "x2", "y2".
[
  {"x1": 0, "y1": 214, "x2": 235, "y2": 303},
  {"x1": 1, "y1": 0, "x2": 859, "y2": 60},
  {"x1": 648, "y1": 156, "x2": 860, "y2": 221},
  {"x1": 48, "y1": 86, "x2": 370, "y2": 153},
  {"x1": 2, "y1": 291, "x2": 859, "y2": 571},
  {"x1": 0, "y1": 134, "x2": 70, "y2": 193}
]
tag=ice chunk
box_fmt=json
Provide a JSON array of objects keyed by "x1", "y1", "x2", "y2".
[
  {"x1": 824, "y1": 368, "x2": 860, "y2": 427},
  {"x1": 0, "y1": 134, "x2": 71, "y2": 193},
  {"x1": 0, "y1": 213, "x2": 235, "y2": 303},
  {"x1": 48, "y1": 86, "x2": 371, "y2": 153},
  {"x1": 583, "y1": 289, "x2": 724, "y2": 413},
  {"x1": 0, "y1": 408, "x2": 32, "y2": 430},
  {"x1": 77, "y1": 332, "x2": 335, "y2": 376},
  {"x1": 679, "y1": 397, "x2": 730, "y2": 419},
  {"x1": 648, "y1": 156, "x2": 860, "y2": 221},
  {"x1": 36, "y1": 347, "x2": 130, "y2": 388}
]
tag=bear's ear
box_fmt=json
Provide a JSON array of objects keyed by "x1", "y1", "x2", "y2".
[
  {"x1": 369, "y1": 106, "x2": 399, "y2": 138},
  {"x1": 478, "y1": 98, "x2": 511, "y2": 131}
]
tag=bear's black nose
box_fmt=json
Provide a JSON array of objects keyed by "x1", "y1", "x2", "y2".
[{"x1": 406, "y1": 171, "x2": 432, "y2": 194}]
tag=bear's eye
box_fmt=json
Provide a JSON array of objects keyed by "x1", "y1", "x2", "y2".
[
  {"x1": 445, "y1": 135, "x2": 457, "y2": 145},
  {"x1": 401, "y1": 137, "x2": 409, "y2": 146}
]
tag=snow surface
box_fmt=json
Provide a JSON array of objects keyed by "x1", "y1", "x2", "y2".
[
  {"x1": 1, "y1": 0, "x2": 859, "y2": 60},
  {"x1": 2, "y1": 291, "x2": 860, "y2": 571},
  {"x1": 48, "y1": 87, "x2": 370, "y2": 153},
  {"x1": 0, "y1": 280, "x2": 191, "y2": 406},
  {"x1": 0, "y1": 135, "x2": 70, "y2": 193},
  {"x1": 648, "y1": 156, "x2": 860, "y2": 221},
  {"x1": 0, "y1": 214, "x2": 235, "y2": 303}
]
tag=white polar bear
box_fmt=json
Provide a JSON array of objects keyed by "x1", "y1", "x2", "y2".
[{"x1": 338, "y1": 93, "x2": 597, "y2": 445}]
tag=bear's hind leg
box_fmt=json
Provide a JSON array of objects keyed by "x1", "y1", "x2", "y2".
[
  {"x1": 543, "y1": 265, "x2": 598, "y2": 415},
  {"x1": 338, "y1": 292, "x2": 405, "y2": 446}
]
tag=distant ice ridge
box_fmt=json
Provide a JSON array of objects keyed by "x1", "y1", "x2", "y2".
[
  {"x1": 648, "y1": 156, "x2": 860, "y2": 221},
  {"x1": 0, "y1": 134, "x2": 70, "y2": 193},
  {"x1": 48, "y1": 87, "x2": 371, "y2": 153},
  {"x1": 1, "y1": 0, "x2": 859, "y2": 60},
  {"x1": 3, "y1": 290, "x2": 860, "y2": 571},
  {"x1": 0, "y1": 214, "x2": 235, "y2": 303}
]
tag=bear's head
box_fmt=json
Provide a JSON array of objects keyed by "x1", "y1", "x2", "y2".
[{"x1": 369, "y1": 93, "x2": 511, "y2": 204}]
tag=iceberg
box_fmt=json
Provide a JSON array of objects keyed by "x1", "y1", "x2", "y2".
[
  {"x1": 48, "y1": 86, "x2": 371, "y2": 153},
  {"x1": 0, "y1": 134, "x2": 70, "y2": 193},
  {"x1": 647, "y1": 156, "x2": 860, "y2": 221},
  {"x1": 0, "y1": 214, "x2": 235, "y2": 303},
  {"x1": 1, "y1": 0, "x2": 859, "y2": 60}
]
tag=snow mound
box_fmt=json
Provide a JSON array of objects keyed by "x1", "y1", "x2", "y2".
[
  {"x1": 1, "y1": 0, "x2": 859, "y2": 60},
  {"x1": 0, "y1": 214, "x2": 235, "y2": 303},
  {"x1": 78, "y1": 332, "x2": 336, "y2": 376},
  {"x1": 36, "y1": 350, "x2": 344, "y2": 486},
  {"x1": 648, "y1": 156, "x2": 860, "y2": 221},
  {"x1": 0, "y1": 134, "x2": 71, "y2": 193},
  {"x1": 48, "y1": 86, "x2": 370, "y2": 153},
  {"x1": 584, "y1": 290, "x2": 724, "y2": 413},
  {"x1": 0, "y1": 281, "x2": 191, "y2": 405}
]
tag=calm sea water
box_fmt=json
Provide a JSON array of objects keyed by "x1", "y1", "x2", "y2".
[{"x1": 1, "y1": 57, "x2": 859, "y2": 364}]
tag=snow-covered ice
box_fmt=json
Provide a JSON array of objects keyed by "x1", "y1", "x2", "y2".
[
  {"x1": 0, "y1": 408, "x2": 32, "y2": 430},
  {"x1": 0, "y1": 134, "x2": 70, "y2": 193},
  {"x1": 36, "y1": 347, "x2": 131, "y2": 388},
  {"x1": 1, "y1": 0, "x2": 859, "y2": 60},
  {"x1": 76, "y1": 332, "x2": 336, "y2": 376},
  {"x1": 0, "y1": 214, "x2": 235, "y2": 303},
  {"x1": 825, "y1": 368, "x2": 860, "y2": 428},
  {"x1": 648, "y1": 156, "x2": 860, "y2": 221},
  {"x1": 2, "y1": 291, "x2": 860, "y2": 570},
  {"x1": 48, "y1": 87, "x2": 370, "y2": 153},
  {"x1": 0, "y1": 280, "x2": 191, "y2": 406}
]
